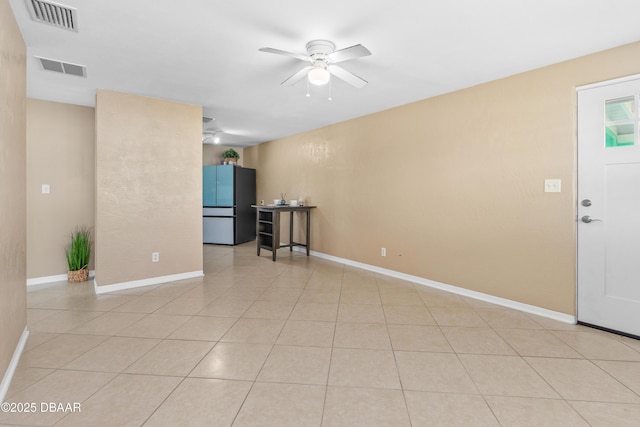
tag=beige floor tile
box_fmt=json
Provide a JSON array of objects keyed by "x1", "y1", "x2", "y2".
[
  {"x1": 380, "y1": 290, "x2": 424, "y2": 306},
  {"x1": 233, "y1": 382, "x2": 325, "y2": 427},
  {"x1": 339, "y1": 290, "x2": 381, "y2": 305},
  {"x1": 529, "y1": 315, "x2": 588, "y2": 331},
  {"x1": 28, "y1": 310, "x2": 103, "y2": 333},
  {"x1": 69, "y1": 311, "x2": 147, "y2": 335},
  {"x1": 179, "y1": 285, "x2": 229, "y2": 301},
  {"x1": 525, "y1": 357, "x2": 640, "y2": 403},
  {"x1": 418, "y1": 289, "x2": 468, "y2": 307},
  {"x1": 486, "y1": 396, "x2": 589, "y2": 427},
  {"x1": 22, "y1": 331, "x2": 58, "y2": 352},
  {"x1": 258, "y1": 287, "x2": 303, "y2": 304},
  {"x1": 475, "y1": 309, "x2": 544, "y2": 329},
  {"x1": 395, "y1": 351, "x2": 478, "y2": 394},
  {"x1": 388, "y1": 324, "x2": 453, "y2": 352},
  {"x1": 593, "y1": 360, "x2": 640, "y2": 395},
  {"x1": 5, "y1": 367, "x2": 54, "y2": 398},
  {"x1": 570, "y1": 401, "x2": 640, "y2": 427},
  {"x1": 442, "y1": 327, "x2": 517, "y2": 355},
  {"x1": 167, "y1": 315, "x2": 237, "y2": 341},
  {"x1": 29, "y1": 294, "x2": 94, "y2": 310},
  {"x1": 142, "y1": 283, "x2": 196, "y2": 298},
  {"x1": 257, "y1": 345, "x2": 331, "y2": 385},
  {"x1": 460, "y1": 296, "x2": 506, "y2": 309},
  {"x1": 459, "y1": 354, "x2": 559, "y2": 398},
  {"x1": 64, "y1": 336, "x2": 160, "y2": 372},
  {"x1": 0, "y1": 370, "x2": 115, "y2": 426},
  {"x1": 144, "y1": 378, "x2": 252, "y2": 426},
  {"x1": 329, "y1": 348, "x2": 401, "y2": 389},
  {"x1": 125, "y1": 339, "x2": 214, "y2": 376},
  {"x1": 111, "y1": 295, "x2": 174, "y2": 313},
  {"x1": 276, "y1": 320, "x2": 335, "y2": 347},
  {"x1": 221, "y1": 318, "x2": 285, "y2": 344},
  {"x1": 337, "y1": 303, "x2": 386, "y2": 323},
  {"x1": 190, "y1": 342, "x2": 272, "y2": 380},
  {"x1": 429, "y1": 307, "x2": 488, "y2": 327},
  {"x1": 69, "y1": 294, "x2": 134, "y2": 312},
  {"x1": 289, "y1": 302, "x2": 338, "y2": 321},
  {"x1": 553, "y1": 331, "x2": 640, "y2": 361},
  {"x1": 20, "y1": 334, "x2": 108, "y2": 368},
  {"x1": 269, "y1": 276, "x2": 308, "y2": 289},
  {"x1": 54, "y1": 373, "x2": 181, "y2": 427},
  {"x1": 405, "y1": 391, "x2": 500, "y2": 427},
  {"x1": 298, "y1": 289, "x2": 341, "y2": 304},
  {"x1": 618, "y1": 335, "x2": 640, "y2": 353},
  {"x1": 220, "y1": 286, "x2": 265, "y2": 301},
  {"x1": 495, "y1": 328, "x2": 583, "y2": 358},
  {"x1": 323, "y1": 386, "x2": 411, "y2": 427},
  {"x1": 115, "y1": 313, "x2": 191, "y2": 339},
  {"x1": 342, "y1": 280, "x2": 378, "y2": 293},
  {"x1": 17, "y1": 243, "x2": 640, "y2": 426},
  {"x1": 242, "y1": 300, "x2": 295, "y2": 319},
  {"x1": 334, "y1": 322, "x2": 391, "y2": 350},
  {"x1": 26, "y1": 308, "x2": 59, "y2": 324},
  {"x1": 383, "y1": 305, "x2": 436, "y2": 325},
  {"x1": 154, "y1": 296, "x2": 213, "y2": 315},
  {"x1": 197, "y1": 298, "x2": 253, "y2": 317}
]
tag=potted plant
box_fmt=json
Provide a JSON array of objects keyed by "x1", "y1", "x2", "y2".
[
  {"x1": 221, "y1": 148, "x2": 240, "y2": 164},
  {"x1": 66, "y1": 227, "x2": 92, "y2": 283}
]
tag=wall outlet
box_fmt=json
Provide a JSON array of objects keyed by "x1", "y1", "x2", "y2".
[
  {"x1": 381, "y1": 247, "x2": 386, "y2": 257},
  {"x1": 151, "y1": 252, "x2": 160, "y2": 262},
  {"x1": 41, "y1": 184, "x2": 50, "y2": 194}
]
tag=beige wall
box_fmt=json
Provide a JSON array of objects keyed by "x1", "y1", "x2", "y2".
[
  {"x1": 246, "y1": 41, "x2": 640, "y2": 316},
  {"x1": 95, "y1": 90, "x2": 203, "y2": 287},
  {"x1": 203, "y1": 144, "x2": 244, "y2": 166},
  {"x1": 26, "y1": 99, "x2": 95, "y2": 279},
  {"x1": 0, "y1": 0, "x2": 27, "y2": 382}
]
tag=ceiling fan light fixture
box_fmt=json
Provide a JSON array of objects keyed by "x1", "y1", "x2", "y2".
[{"x1": 308, "y1": 66, "x2": 330, "y2": 86}]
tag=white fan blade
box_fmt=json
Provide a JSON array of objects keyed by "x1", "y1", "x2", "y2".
[
  {"x1": 259, "y1": 47, "x2": 310, "y2": 62},
  {"x1": 327, "y1": 44, "x2": 371, "y2": 63},
  {"x1": 282, "y1": 66, "x2": 312, "y2": 86},
  {"x1": 328, "y1": 65, "x2": 367, "y2": 88}
]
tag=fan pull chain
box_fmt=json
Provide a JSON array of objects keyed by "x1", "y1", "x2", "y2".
[
  {"x1": 306, "y1": 79, "x2": 311, "y2": 97},
  {"x1": 328, "y1": 79, "x2": 333, "y2": 101}
]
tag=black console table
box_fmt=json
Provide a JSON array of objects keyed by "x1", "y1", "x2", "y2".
[{"x1": 252, "y1": 205, "x2": 316, "y2": 261}]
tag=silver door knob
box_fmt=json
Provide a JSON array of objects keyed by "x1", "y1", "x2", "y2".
[{"x1": 581, "y1": 215, "x2": 602, "y2": 223}]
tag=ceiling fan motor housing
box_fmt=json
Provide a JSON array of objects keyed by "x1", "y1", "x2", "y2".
[{"x1": 306, "y1": 40, "x2": 336, "y2": 62}]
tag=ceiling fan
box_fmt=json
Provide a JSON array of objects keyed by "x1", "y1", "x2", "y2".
[{"x1": 259, "y1": 39, "x2": 371, "y2": 88}]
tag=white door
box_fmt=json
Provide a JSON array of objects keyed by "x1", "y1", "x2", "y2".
[{"x1": 577, "y1": 76, "x2": 640, "y2": 337}]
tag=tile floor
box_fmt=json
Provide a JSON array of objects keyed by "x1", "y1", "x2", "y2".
[{"x1": 3, "y1": 243, "x2": 640, "y2": 426}]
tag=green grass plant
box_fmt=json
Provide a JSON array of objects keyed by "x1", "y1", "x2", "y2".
[{"x1": 66, "y1": 227, "x2": 91, "y2": 271}]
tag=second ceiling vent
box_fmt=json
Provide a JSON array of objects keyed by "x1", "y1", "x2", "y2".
[{"x1": 26, "y1": 0, "x2": 77, "y2": 32}]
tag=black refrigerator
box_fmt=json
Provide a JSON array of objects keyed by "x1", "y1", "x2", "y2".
[{"x1": 202, "y1": 165, "x2": 256, "y2": 245}]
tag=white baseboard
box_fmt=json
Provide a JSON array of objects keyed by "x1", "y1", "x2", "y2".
[
  {"x1": 294, "y1": 247, "x2": 576, "y2": 324},
  {"x1": 0, "y1": 327, "x2": 29, "y2": 402},
  {"x1": 27, "y1": 270, "x2": 96, "y2": 287},
  {"x1": 94, "y1": 270, "x2": 204, "y2": 294}
]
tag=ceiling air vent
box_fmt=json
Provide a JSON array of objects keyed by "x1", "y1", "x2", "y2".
[
  {"x1": 36, "y1": 56, "x2": 86, "y2": 78},
  {"x1": 26, "y1": 0, "x2": 78, "y2": 32}
]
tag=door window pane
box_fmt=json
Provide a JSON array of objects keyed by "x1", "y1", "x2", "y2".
[
  {"x1": 605, "y1": 97, "x2": 634, "y2": 121},
  {"x1": 605, "y1": 96, "x2": 637, "y2": 147}
]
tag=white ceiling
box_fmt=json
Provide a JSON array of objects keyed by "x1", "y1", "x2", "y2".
[{"x1": 9, "y1": 0, "x2": 640, "y2": 147}]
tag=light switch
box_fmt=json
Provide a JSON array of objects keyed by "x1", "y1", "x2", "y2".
[
  {"x1": 41, "y1": 184, "x2": 50, "y2": 194},
  {"x1": 544, "y1": 179, "x2": 561, "y2": 193}
]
